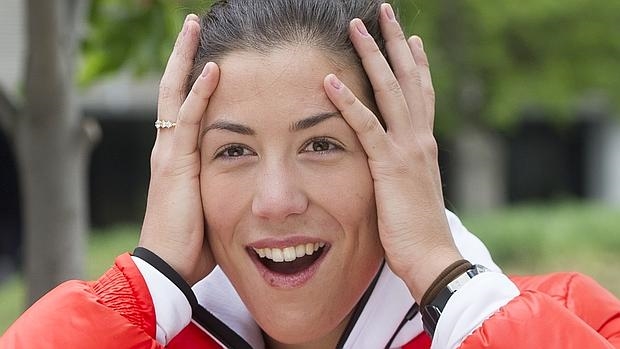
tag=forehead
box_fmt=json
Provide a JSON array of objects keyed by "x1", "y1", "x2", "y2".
[{"x1": 205, "y1": 46, "x2": 365, "y2": 123}]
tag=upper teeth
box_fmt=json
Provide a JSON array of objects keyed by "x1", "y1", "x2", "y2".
[{"x1": 254, "y1": 242, "x2": 325, "y2": 263}]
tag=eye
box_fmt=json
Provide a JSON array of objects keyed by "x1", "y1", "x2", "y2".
[
  {"x1": 215, "y1": 144, "x2": 255, "y2": 159},
  {"x1": 302, "y1": 138, "x2": 343, "y2": 153}
]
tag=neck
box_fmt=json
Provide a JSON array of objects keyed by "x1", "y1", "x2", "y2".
[
  {"x1": 264, "y1": 313, "x2": 350, "y2": 349},
  {"x1": 265, "y1": 262, "x2": 385, "y2": 349}
]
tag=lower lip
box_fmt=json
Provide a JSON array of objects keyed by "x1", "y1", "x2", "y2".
[{"x1": 248, "y1": 247, "x2": 329, "y2": 289}]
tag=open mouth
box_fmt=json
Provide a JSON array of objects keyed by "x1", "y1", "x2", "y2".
[{"x1": 250, "y1": 242, "x2": 327, "y2": 275}]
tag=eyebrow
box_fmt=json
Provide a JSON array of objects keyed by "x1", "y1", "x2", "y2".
[
  {"x1": 202, "y1": 120, "x2": 255, "y2": 136},
  {"x1": 202, "y1": 111, "x2": 342, "y2": 137},
  {"x1": 290, "y1": 112, "x2": 342, "y2": 132}
]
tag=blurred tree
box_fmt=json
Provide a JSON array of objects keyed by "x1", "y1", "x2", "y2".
[
  {"x1": 82, "y1": 0, "x2": 620, "y2": 132},
  {"x1": 0, "y1": 0, "x2": 205, "y2": 305},
  {"x1": 397, "y1": 0, "x2": 620, "y2": 210},
  {"x1": 0, "y1": 0, "x2": 97, "y2": 305},
  {"x1": 400, "y1": 0, "x2": 620, "y2": 133},
  {"x1": 80, "y1": 0, "x2": 209, "y2": 85}
]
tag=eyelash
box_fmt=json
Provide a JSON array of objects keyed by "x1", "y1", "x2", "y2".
[
  {"x1": 214, "y1": 144, "x2": 255, "y2": 159},
  {"x1": 301, "y1": 137, "x2": 344, "y2": 154},
  {"x1": 213, "y1": 138, "x2": 343, "y2": 160}
]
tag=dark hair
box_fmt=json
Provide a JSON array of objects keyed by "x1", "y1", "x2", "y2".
[{"x1": 188, "y1": 0, "x2": 389, "y2": 92}]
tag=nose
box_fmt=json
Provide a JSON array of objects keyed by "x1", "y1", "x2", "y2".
[{"x1": 251, "y1": 160, "x2": 308, "y2": 221}]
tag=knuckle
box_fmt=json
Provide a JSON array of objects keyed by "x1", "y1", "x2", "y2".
[
  {"x1": 392, "y1": 156, "x2": 411, "y2": 176},
  {"x1": 150, "y1": 149, "x2": 168, "y2": 173},
  {"x1": 418, "y1": 134, "x2": 439, "y2": 158},
  {"x1": 152, "y1": 158, "x2": 177, "y2": 178},
  {"x1": 417, "y1": 56, "x2": 430, "y2": 68},
  {"x1": 342, "y1": 90, "x2": 358, "y2": 109},
  {"x1": 368, "y1": 44, "x2": 382, "y2": 55},
  {"x1": 189, "y1": 82, "x2": 210, "y2": 101},
  {"x1": 159, "y1": 83, "x2": 174, "y2": 100},
  {"x1": 412, "y1": 71, "x2": 423, "y2": 88},
  {"x1": 375, "y1": 78, "x2": 403, "y2": 98},
  {"x1": 360, "y1": 114, "x2": 381, "y2": 134},
  {"x1": 150, "y1": 145, "x2": 176, "y2": 176},
  {"x1": 176, "y1": 115, "x2": 199, "y2": 128},
  {"x1": 399, "y1": 67, "x2": 419, "y2": 83},
  {"x1": 180, "y1": 49, "x2": 194, "y2": 65},
  {"x1": 404, "y1": 133, "x2": 439, "y2": 164},
  {"x1": 150, "y1": 152, "x2": 165, "y2": 173},
  {"x1": 425, "y1": 88, "x2": 436, "y2": 103},
  {"x1": 390, "y1": 30, "x2": 407, "y2": 43}
]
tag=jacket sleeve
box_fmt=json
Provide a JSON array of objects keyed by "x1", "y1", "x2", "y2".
[
  {"x1": 459, "y1": 272, "x2": 620, "y2": 349},
  {"x1": 0, "y1": 253, "x2": 162, "y2": 348}
]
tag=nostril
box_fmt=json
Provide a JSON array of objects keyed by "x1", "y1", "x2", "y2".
[{"x1": 251, "y1": 188, "x2": 309, "y2": 219}]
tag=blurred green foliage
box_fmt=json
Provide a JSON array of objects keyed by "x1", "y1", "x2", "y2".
[
  {"x1": 402, "y1": 0, "x2": 620, "y2": 133},
  {"x1": 461, "y1": 202, "x2": 620, "y2": 276},
  {"x1": 79, "y1": 0, "x2": 620, "y2": 133},
  {"x1": 80, "y1": 0, "x2": 211, "y2": 85}
]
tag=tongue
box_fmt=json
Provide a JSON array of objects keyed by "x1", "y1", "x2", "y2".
[{"x1": 262, "y1": 249, "x2": 323, "y2": 275}]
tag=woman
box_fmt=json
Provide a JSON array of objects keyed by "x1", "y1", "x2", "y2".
[{"x1": 2, "y1": 0, "x2": 620, "y2": 348}]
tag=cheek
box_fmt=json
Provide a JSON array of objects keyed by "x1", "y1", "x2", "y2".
[
  {"x1": 325, "y1": 157, "x2": 376, "y2": 229},
  {"x1": 200, "y1": 170, "x2": 248, "y2": 247},
  {"x1": 328, "y1": 156, "x2": 383, "y2": 266}
]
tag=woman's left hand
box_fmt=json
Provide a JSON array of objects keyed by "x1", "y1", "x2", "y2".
[{"x1": 323, "y1": 3, "x2": 463, "y2": 301}]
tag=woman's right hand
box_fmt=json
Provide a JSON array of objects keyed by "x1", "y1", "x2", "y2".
[{"x1": 138, "y1": 14, "x2": 220, "y2": 286}]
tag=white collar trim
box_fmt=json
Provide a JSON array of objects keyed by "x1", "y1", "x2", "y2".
[{"x1": 192, "y1": 210, "x2": 500, "y2": 348}]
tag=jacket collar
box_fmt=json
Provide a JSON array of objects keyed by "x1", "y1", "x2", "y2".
[
  {"x1": 191, "y1": 210, "x2": 499, "y2": 348},
  {"x1": 193, "y1": 262, "x2": 421, "y2": 349}
]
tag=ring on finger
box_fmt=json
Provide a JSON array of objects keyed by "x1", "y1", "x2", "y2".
[{"x1": 155, "y1": 119, "x2": 177, "y2": 129}]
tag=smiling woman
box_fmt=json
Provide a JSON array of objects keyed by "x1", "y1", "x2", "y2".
[
  {"x1": 198, "y1": 47, "x2": 386, "y2": 346},
  {"x1": 2, "y1": 0, "x2": 620, "y2": 348}
]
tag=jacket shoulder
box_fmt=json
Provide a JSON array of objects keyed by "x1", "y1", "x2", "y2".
[
  {"x1": 0, "y1": 253, "x2": 159, "y2": 348},
  {"x1": 459, "y1": 272, "x2": 620, "y2": 348}
]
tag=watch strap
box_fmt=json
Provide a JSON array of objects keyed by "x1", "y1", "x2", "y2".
[{"x1": 420, "y1": 260, "x2": 486, "y2": 337}]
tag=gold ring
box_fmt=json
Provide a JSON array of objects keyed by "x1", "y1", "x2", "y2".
[{"x1": 155, "y1": 119, "x2": 177, "y2": 129}]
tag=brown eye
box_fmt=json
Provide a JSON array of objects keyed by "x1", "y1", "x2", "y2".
[
  {"x1": 215, "y1": 144, "x2": 254, "y2": 159},
  {"x1": 302, "y1": 138, "x2": 342, "y2": 153},
  {"x1": 312, "y1": 140, "x2": 332, "y2": 152},
  {"x1": 226, "y1": 146, "x2": 246, "y2": 157}
]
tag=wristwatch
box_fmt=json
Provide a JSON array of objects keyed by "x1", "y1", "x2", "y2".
[{"x1": 421, "y1": 264, "x2": 489, "y2": 336}]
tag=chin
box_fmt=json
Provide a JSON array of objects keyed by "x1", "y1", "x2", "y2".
[{"x1": 232, "y1": 253, "x2": 383, "y2": 347}]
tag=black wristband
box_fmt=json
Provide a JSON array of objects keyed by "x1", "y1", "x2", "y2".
[
  {"x1": 132, "y1": 247, "x2": 199, "y2": 309},
  {"x1": 420, "y1": 261, "x2": 488, "y2": 338},
  {"x1": 420, "y1": 259, "x2": 472, "y2": 309},
  {"x1": 131, "y1": 247, "x2": 253, "y2": 349}
]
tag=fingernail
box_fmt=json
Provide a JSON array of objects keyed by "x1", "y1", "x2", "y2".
[
  {"x1": 201, "y1": 62, "x2": 212, "y2": 78},
  {"x1": 354, "y1": 19, "x2": 369, "y2": 37},
  {"x1": 329, "y1": 74, "x2": 343, "y2": 90},
  {"x1": 184, "y1": 14, "x2": 191, "y2": 23},
  {"x1": 187, "y1": 14, "x2": 198, "y2": 22},
  {"x1": 413, "y1": 35, "x2": 424, "y2": 49},
  {"x1": 384, "y1": 4, "x2": 396, "y2": 21}
]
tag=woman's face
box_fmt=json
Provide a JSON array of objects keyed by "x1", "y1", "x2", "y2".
[{"x1": 200, "y1": 46, "x2": 384, "y2": 346}]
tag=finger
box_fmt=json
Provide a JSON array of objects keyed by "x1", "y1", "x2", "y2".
[
  {"x1": 174, "y1": 62, "x2": 220, "y2": 155},
  {"x1": 324, "y1": 74, "x2": 389, "y2": 161},
  {"x1": 379, "y1": 4, "x2": 428, "y2": 132},
  {"x1": 349, "y1": 18, "x2": 411, "y2": 134},
  {"x1": 157, "y1": 16, "x2": 201, "y2": 136},
  {"x1": 407, "y1": 36, "x2": 436, "y2": 130}
]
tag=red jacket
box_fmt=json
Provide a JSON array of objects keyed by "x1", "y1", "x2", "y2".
[{"x1": 2, "y1": 253, "x2": 620, "y2": 348}]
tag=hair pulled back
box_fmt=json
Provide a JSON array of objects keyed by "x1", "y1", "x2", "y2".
[{"x1": 188, "y1": 0, "x2": 388, "y2": 89}]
